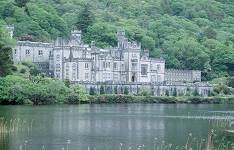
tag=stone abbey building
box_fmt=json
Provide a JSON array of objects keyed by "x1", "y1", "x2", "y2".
[{"x1": 9, "y1": 26, "x2": 211, "y2": 96}]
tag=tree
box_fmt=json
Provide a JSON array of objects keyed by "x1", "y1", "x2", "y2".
[
  {"x1": 227, "y1": 76, "x2": 234, "y2": 88},
  {"x1": 15, "y1": 0, "x2": 30, "y2": 7},
  {"x1": 165, "y1": 89, "x2": 170, "y2": 96},
  {"x1": 2, "y1": 2, "x2": 15, "y2": 18},
  {"x1": 89, "y1": 87, "x2": 96, "y2": 95},
  {"x1": 100, "y1": 85, "x2": 105, "y2": 95},
  {"x1": 114, "y1": 86, "x2": 118, "y2": 94},
  {"x1": 64, "y1": 79, "x2": 70, "y2": 88},
  {"x1": 141, "y1": 36, "x2": 155, "y2": 51},
  {"x1": 76, "y1": 3, "x2": 94, "y2": 33},
  {"x1": 73, "y1": 85, "x2": 88, "y2": 103},
  {"x1": 124, "y1": 87, "x2": 129, "y2": 95},
  {"x1": 0, "y1": 44, "x2": 13, "y2": 77},
  {"x1": 172, "y1": 88, "x2": 177, "y2": 96},
  {"x1": 193, "y1": 88, "x2": 200, "y2": 96}
]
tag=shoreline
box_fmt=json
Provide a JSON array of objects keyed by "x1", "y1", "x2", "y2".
[{"x1": 1, "y1": 95, "x2": 234, "y2": 105}]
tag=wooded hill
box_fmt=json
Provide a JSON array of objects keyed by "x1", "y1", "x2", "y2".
[{"x1": 0, "y1": 0, "x2": 234, "y2": 80}]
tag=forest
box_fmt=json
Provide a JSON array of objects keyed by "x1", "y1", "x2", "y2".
[{"x1": 0, "y1": 0, "x2": 234, "y2": 80}]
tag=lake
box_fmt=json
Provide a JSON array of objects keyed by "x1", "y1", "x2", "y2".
[{"x1": 0, "y1": 104, "x2": 234, "y2": 150}]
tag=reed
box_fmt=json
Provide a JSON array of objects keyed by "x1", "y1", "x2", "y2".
[{"x1": 0, "y1": 117, "x2": 33, "y2": 134}]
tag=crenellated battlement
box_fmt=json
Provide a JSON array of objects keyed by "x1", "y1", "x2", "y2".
[{"x1": 17, "y1": 41, "x2": 53, "y2": 48}]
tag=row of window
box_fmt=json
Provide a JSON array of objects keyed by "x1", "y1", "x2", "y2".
[{"x1": 17, "y1": 49, "x2": 44, "y2": 56}]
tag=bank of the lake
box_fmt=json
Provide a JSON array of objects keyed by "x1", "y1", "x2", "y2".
[
  {"x1": 87, "y1": 95, "x2": 234, "y2": 104},
  {"x1": 2, "y1": 95, "x2": 234, "y2": 105}
]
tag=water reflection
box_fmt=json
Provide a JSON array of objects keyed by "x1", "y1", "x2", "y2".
[{"x1": 0, "y1": 104, "x2": 233, "y2": 150}]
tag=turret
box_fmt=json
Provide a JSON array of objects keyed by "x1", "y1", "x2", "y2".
[
  {"x1": 69, "y1": 30, "x2": 82, "y2": 45},
  {"x1": 117, "y1": 30, "x2": 126, "y2": 50}
]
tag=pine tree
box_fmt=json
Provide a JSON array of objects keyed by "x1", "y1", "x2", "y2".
[
  {"x1": 76, "y1": 4, "x2": 94, "y2": 33},
  {"x1": 124, "y1": 87, "x2": 129, "y2": 95},
  {"x1": 165, "y1": 89, "x2": 170, "y2": 96},
  {"x1": 100, "y1": 85, "x2": 105, "y2": 95},
  {"x1": 172, "y1": 88, "x2": 177, "y2": 97},
  {"x1": 89, "y1": 87, "x2": 96, "y2": 95}
]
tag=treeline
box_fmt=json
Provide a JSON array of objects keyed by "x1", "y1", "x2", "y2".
[
  {"x1": 1, "y1": 74, "x2": 234, "y2": 105},
  {"x1": 0, "y1": 75, "x2": 88, "y2": 105},
  {"x1": 0, "y1": 0, "x2": 234, "y2": 80}
]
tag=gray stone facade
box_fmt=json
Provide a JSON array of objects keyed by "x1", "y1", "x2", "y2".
[
  {"x1": 7, "y1": 26, "x2": 212, "y2": 96},
  {"x1": 165, "y1": 69, "x2": 201, "y2": 83},
  {"x1": 77, "y1": 82, "x2": 211, "y2": 96}
]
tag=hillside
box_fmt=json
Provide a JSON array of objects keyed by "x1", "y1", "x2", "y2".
[{"x1": 0, "y1": 0, "x2": 234, "y2": 80}]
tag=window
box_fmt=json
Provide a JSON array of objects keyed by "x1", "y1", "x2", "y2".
[
  {"x1": 72, "y1": 63, "x2": 76, "y2": 71},
  {"x1": 132, "y1": 53, "x2": 137, "y2": 58},
  {"x1": 113, "y1": 62, "x2": 117, "y2": 70},
  {"x1": 14, "y1": 49, "x2": 17, "y2": 54},
  {"x1": 82, "y1": 51, "x2": 86, "y2": 58},
  {"x1": 56, "y1": 54, "x2": 60, "y2": 61},
  {"x1": 85, "y1": 63, "x2": 89, "y2": 69},
  {"x1": 157, "y1": 75, "x2": 161, "y2": 82},
  {"x1": 103, "y1": 62, "x2": 106, "y2": 69},
  {"x1": 38, "y1": 50, "x2": 43, "y2": 56},
  {"x1": 85, "y1": 73, "x2": 89, "y2": 80},
  {"x1": 56, "y1": 73, "x2": 60, "y2": 78},
  {"x1": 107, "y1": 62, "x2": 111, "y2": 68},
  {"x1": 26, "y1": 49, "x2": 30, "y2": 55},
  {"x1": 114, "y1": 73, "x2": 118, "y2": 80},
  {"x1": 157, "y1": 64, "x2": 161, "y2": 71},
  {"x1": 141, "y1": 64, "x2": 148, "y2": 76},
  {"x1": 132, "y1": 63, "x2": 137, "y2": 70}
]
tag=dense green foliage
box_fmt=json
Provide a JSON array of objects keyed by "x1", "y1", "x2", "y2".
[
  {"x1": 0, "y1": 0, "x2": 234, "y2": 79},
  {"x1": 0, "y1": 74, "x2": 89, "y2": 105},
  {"x1": 0, "y1": 24, "x2": 15, "y2": 77}
]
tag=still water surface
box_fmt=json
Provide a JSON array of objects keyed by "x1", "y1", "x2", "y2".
[{"x1": 0, "y1": 104, "x2": 234, "y2": 150}]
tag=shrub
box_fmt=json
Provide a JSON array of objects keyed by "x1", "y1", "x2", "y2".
[
  {"x1": 227, "y1": 76, "x2": 234, "y2": 88},
  {"x1": 165, "y1": 89, "x2": 170, "y2": 96},
  {"x1": 20, "y1": 68, "x2": 26, "y2": 74},
  {"x1": 124, "y1": 87, "x2": 129, "y2": 95},
  {"x1": 89, "y1": 87, "x2": 96, "y2": 95},
  {"x1": 172, "y1": 88, "x2": 177, "y2": 96},
  {"x1": 65, "y1": 92, "x2": 80, "y2": 104},
  {"x1": 73, "y1": 85, "x2": 88, "y2": 103},
  {"x1": 114, "y1": 86, "x2": 118, "y2": 94},
  {"x1": 100, "y1": 85, "x2": 105, "y2": 94},
  {"x1": 192, "y1": 88, "x2": 200, "y2": 96},
  {"x1": 11, "y1": 66, "x2": 18, "y2": 72}
]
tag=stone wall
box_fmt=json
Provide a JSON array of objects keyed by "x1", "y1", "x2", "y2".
[{"x1": 72, "y1": 82, "x2": 212, "y2": 97}]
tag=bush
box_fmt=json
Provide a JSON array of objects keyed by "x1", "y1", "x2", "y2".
[
  {"x1": 73, "y1": 85, "x2": 88, "y2": 103},
  {"x1": 172, "y1": 88, "x2": 177, "y2": 96},
  {"x1": 11, "y1": 66, "x2": 18, "y2": 72},
  {"x1": 65, "y1": 92, "x2": 80, "y2": 104},
  {"x1": 100, "y1": 85, "x2": 105, "y2": 94},
  {"x1": 165, "y1": 89, "x2": 170, "y2": 96},
  {"x1": 89, "y1": 87, "x2": 96, "y2": 95},
  {"x1": 214, "y1": 84, "x2": 232, "y2": 95},
  {"x1": 227, "y1": 76, "x2": 234, "y2": 88},
  {"x1": 124, "y1": 87, "x2": 129, "y2": 95},
  {"x1": 20, "y1": 68, "x2": 26, "y2": 74}
]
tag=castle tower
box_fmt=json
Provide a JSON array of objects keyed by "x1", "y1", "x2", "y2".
[
  {"x1": 117, "y1": 30, "x2": 127, "y2": 50},
  {"x1": 69, "y1": 30, "x2": 82, "y2": 46}
]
